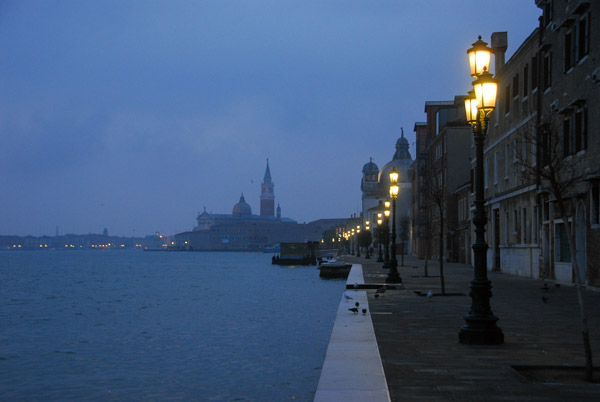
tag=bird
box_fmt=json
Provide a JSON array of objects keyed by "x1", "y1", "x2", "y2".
[
  {"x1": 344, "y1": 293, "x2": 353, "y2": 301},
  {"x1": 541, "y1": 283, "x2": 549, "y2": 291},
  {"x1": 555, "y1": 283, "x2": 561, "y2": 288},
  {"x1": 353, "y1": 282, "x2": 359, "y2": 289},
  {"x1": 349, "y1": 307, "x2": 359, "y2": 314},
  {"x1": 426, "y1": 290, "x2": 433, "y2": 299},
  {"x1": 542, "y1": 296, "x2": 549, "y2": 303},
  {"x1": 376, "y1": 285, "x2": 387, "y2": 296},
  {"x1": 374, "y1": 294, "x2": 380, "y2": 299},
  {"x1": 355, "y1": 301, "x2": 360, "y2": 308},
  {"x1": 362, "y1": 309, "x2": 367, "y2": 315}
]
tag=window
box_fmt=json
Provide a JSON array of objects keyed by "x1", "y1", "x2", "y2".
[
  {"x1": 521, "y1": 140, "x2": 528, "y2": 170},
  {"x1": 505, "y1": 143, "x2": 510, "y2": 179},
  {"x1": 543, "y1": 52, "x2": 552, "y2": 90},
  {"x1": 514, "y1": 210, "x2": 519, "y2": 235},
  {"x1": 563, "y1": 104, "x2": 588, "y2": 156},
  {"x1": 513, "y1": 74, "x2": 520, "y2": 98},
  {"x1": 578, "y1": 14, "x2": 590, "y2": 61},
  {"x1": 532, "y1": 127, "x2": 537, "y2": 167},
  {"x1": 591, "y1": 183, "x2": 600, "y2": 226},
  {"x1": 533, "y1": 205, "x2": 538, "y2": 243},
  {"x1": 555, "y1": 222, "x2": 571, "y2": 263},
  {"x1": 522, "y1": 208, "x2": 527, "y2": 243},
  {"x1": 504, "y1": 85, "x2": 511, "y2": 114},
  {"x1": 564, "y1": 28, "x2": 575, "y2": 71},
  {"x1": 494, "y1": 151, "x2": 498, "y2": 185},
  {"x1": 523, "y1": 64, "x2": 529, "y2": 97},
  {"x1": 531, "y1": 55, "x2": 538, "y2": 90},
  {"x1": 504, "y1": 212, "x2": 510, "y2": 244}
]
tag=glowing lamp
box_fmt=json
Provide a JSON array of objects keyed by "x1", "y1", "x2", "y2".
[
  {"x1": 464, "y1": 90, "x2": 478, "y2": 125},
  {"x1": 467, "y1": 35, "x2": 492, "y2": 77},
  {"x1": 389, "y1": 168, "x2": 399, "y2": 184},
  {"x1": 472, "y1": 67, "x2": 498, "y2": 114},
  {"x1": 389, "y1": 184, "x2": 399, "y2": 199}
]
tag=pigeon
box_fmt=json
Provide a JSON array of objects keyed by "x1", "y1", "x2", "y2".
[
  {"x1": 376, "y1": 285, "x2": 387, "y2": 296},
  {"x1": 426, "y1": 290, "x2": 433, "y2": 299},
  {"x1": 353, "y1": 282, "x2": 359, "y2": 289},
  {"x1": 542, "y1": 296, "x2": 549, "y2": 303},
  {"x1": 355, "y1": 301, "x2": 360, "y2": 308},
  {"x1": 349, "y1": 307, "x2": 359, "y2": 314},
  {"x1": 362, "y1": 309, "x2": 367, "y2": 315},
  {"x1": 344, "y1": 293, "x2": 353, "y2": 301},
  {"x1": 541, "y1": 283, "x2": 549, "y2": 291},
  {"x1": 374, "y1": 294, "x2": 380, "y2": 299}
]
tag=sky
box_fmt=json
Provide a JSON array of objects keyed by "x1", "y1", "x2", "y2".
[{"x1": 0, "y1": 0, "x2": 541, "y2": 237}]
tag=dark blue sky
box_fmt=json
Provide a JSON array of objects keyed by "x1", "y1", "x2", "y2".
[{"x1": 0, "y1": 1, "x2": 541, "y2": 236}]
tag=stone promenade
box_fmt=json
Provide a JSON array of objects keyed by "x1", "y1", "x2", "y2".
[{"x1": 344, "y1": 253, "x2": 600, "y2": 401}]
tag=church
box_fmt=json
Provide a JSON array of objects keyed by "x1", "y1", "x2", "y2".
[
  {"x1": 175, "y1": 160, "x2": 345, "y2": 251},
  {"x1": 361, "y1": 129, "x2": 413, "y2": 252}
]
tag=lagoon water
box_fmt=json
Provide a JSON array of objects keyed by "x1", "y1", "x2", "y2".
[{"x1": 0, "y1": 250, "x2": 345, "y2": 401}]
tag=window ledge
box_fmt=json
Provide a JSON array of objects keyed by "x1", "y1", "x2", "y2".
[{"x1": 578, "y1": 55, "x2": 589, "y2": 66}]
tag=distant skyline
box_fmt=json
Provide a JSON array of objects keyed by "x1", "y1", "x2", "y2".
[{"x1": 0, "y1": 1, "x2": 541, "y2": 236}]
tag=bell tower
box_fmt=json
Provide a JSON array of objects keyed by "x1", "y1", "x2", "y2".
[{"x1": 260, "y1": 159, "x2": 275, "y2": 216}]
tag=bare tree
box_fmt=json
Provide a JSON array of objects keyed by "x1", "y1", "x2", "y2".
[
  {"x1": 516, "y1": 111, "x2": 593, "y2": 381},
  {"x1": 429, "y1": 162, "x2": 446, "y2": 296}
]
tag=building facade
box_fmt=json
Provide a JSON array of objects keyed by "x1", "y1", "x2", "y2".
[
  {"x1": 361, "y1": 130, "x2": 413, "y2": 253},
  {"x1": 410, "y1": 100, "x2": 472, "y2": 263},
  {"x1": 469, "y1": 0, "x2": 599, "y2": 287},
  {"x1": 175, "y1": 161, "x2": 346, "y2": 251}
]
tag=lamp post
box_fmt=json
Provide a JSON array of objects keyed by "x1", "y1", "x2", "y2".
[
  {"x1": 383, "y1": 201, "x2": 391, "y2": 268},
  {"x1": 377, "y1": 213, "x2": 384, "y2": 262},
  {"x1": 356, "y1": 225, "x2": 361, "y2": 257},
  {"x1": 459, "y1": 35, "x2": 504, "y2": 345},
  {"x1": 351, "y1": 229, "x2": 355, "y2": 255},
  {"x1": 386, "y1": 168, "x2": 402, "y2": 283},
  {"x1": 365, "y1": 221, "x2": 371, "y2": 259}
]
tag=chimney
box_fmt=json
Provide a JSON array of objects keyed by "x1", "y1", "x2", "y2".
[{"x1": 491, "y1": 32, "x2": 508, "y2": 74}]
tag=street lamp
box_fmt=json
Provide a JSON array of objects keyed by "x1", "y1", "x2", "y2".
[
  {"x1": 383, "y1": 201, "x2": 391, "y2": 268},
  {"x1": 365, "y1": 220, "x2": 371, "y2": 259},
  {"x1": 386, "y1": 168, "x2": 402, "y2": 283},
  {"x1": 377, "y1": 213, "x2": 384, "y2": 262},
  {"x1": 356, "y1": 225, "x2": 361, "y2": 257},
  {"x1": 459, "y1": 35, "x2": 504, "y2": 345}
]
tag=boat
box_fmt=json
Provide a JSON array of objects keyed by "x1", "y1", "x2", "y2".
[
  {"x1": 318, "y1": 262, "x2": 352, "y2": 279},
  {"x1": 272, "y1": 242, "x2": 318, "y2": 265}
]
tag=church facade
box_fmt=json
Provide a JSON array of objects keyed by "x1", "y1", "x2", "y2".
[
  {"x1": 175, "y1": 160, "x2": 345, "y2": 251},
  {"x1": 361, "y1": 130, "x2": 413, "y2": 253}
]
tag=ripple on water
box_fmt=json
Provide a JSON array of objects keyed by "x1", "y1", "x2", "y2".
[{"x1": 1, "y1": 251, "x2": 343, "y2": 401}]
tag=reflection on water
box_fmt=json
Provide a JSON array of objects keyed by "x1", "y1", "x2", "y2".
[{"x1": 0, "y1": 250, "x2": 344, "y2": 401}]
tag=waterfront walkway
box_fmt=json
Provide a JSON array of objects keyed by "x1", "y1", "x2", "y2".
[{"x1": 340, "y1": 253, "x2": 600, "y2": 401}]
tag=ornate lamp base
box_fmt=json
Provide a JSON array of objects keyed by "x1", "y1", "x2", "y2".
[{"x1": 459, "y1": 316, "x2": 504, "y2": 345}]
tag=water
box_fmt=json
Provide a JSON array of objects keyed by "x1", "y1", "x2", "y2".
[{"x1": 0, "y1": 250, "x2": 345, "y2": 401}]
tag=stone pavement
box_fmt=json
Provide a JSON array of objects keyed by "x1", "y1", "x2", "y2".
[{"x1": 343, "y1": 253, "x2": 600, "y2": 401}]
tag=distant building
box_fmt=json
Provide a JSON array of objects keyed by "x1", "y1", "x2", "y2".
[
  {"x1": 361, "y1": 129, "x2": 413, "y2": 253},
  {"x1": 409, "y1": 100, "x2": 472, "y2": 263},
  {"x1": 175, "y1": 160, "x2": 346, "y2": 251}
]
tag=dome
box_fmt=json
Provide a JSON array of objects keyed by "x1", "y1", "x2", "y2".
[
  {"x1": 378, "y1": 128, "x2": 413, "y2": 188},
  {"x1": 232, "y1": 193, "x2": 252, "y2": 216},
  {"x1": 362, "y1": 159, "x2": 379, "y2": 174}
]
